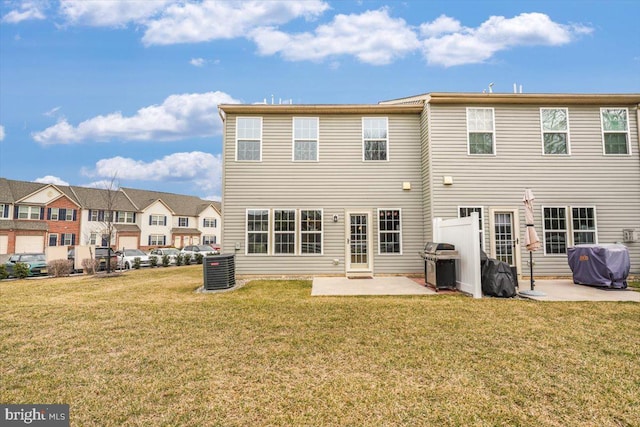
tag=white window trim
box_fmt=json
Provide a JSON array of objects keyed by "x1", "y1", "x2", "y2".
[
  {"x1": 466, "y1": 107, "x2": 496, "y2": 156},
  {"x1": 540, "y1": 107, "x2": 571, "y2": 156},
  {"x1": 299, "y1": 208, "x2": 324, "y2": 256},
  {"x1": 458, "y1": 206, "x2": 485, "y2": 249},
  {"x1": 178, "y1": 217, "x2": 189, "y2": 227},
  {"x1": 542, "y1": 205, "x2": 568, "y2": 256},
  {"x1": 600, "y1": 107, "x2": 631, "y2": 156},
  {"x1": 377, "y1": 208, "x2": 403, "y2": 255},
  {"x1": 50, "y1": 207, "x2": 59, "y2": 221},
  {"x1": 203, "y1": 217, "x2": 216, "y2": 228},
  {"x1": 236, "y1": 116, "x2": 263, "y2": 162},
  {"x1": 149, "y1": 234, "x2": 165, "y2": 246},
  {"x1": 362, "y1": 117, "x2": 389, "y2": 162},
  {"x1": 18, "y1": 205, "x2": 41, "y2": 220},
  {"x1": 272, "y1": 208, "x2": 296, "y2": 256},
  {"x1": 570, "y1": 205, "x2": 598, "y2": 245},
  {"x1": 292, "y1": 117, "x2": 319, "y2": 162},
  {"x1": 150, "y1": 214, "x2": 164, "y2": 226},
  {"x1": 0, "y1": 204, "x2": 8, "y2": 219},
  {"x1": 246, "y1": 208, "x2": 270, "y2": 256}
]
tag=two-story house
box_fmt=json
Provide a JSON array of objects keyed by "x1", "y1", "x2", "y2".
[
  {"x1": 219, "y1": 92, "x2": 640, "y2": 278},
  {"x1": 0, "y1": 178, "x2": 81, "y2": 253},
  {"x1": 122, "y1": 187, "x2": 221, "y2": 250}
]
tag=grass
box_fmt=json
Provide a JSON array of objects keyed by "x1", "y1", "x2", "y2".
[{"x1": 1, "y1": 267, "x2": 639, "y2": 426}]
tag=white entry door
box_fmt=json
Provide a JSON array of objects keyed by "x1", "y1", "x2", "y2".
[
  {"x1": 489, "y1": 208, "x2": 521, "y2": 277},
  {"x1": 345, "y1": 211, "x2": 372, "y2": 276}
]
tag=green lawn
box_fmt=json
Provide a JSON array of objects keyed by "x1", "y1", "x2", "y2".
[{"x1": 1, "y1": 267, "x2": 639, "y2": 426}]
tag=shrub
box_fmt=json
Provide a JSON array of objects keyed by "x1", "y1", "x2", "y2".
[
  {"x1": 162, "y1": 254, "x2": 170, "y2": 267},
  {"x1": 47, "y1": 259, "x2": 73, "y2": 277},
  {"x1": 133, "y1": 257, "x2": 141, "y2": 269},
  {"x1": 175, "y1": 254, "x2": 184, "y2": 266},
  {"x1": 150, "y1": 257, "x2": 158, "y2": 268},
  {"x1": 0, "y1": 265, "x2": 7, "y2": 280},
  {"x1": 13, "y1": 263, "x2": 30, "y2": 279},
  {"x1": 195, "y1": 253, "x2": 204, "y2": 264},
  {"x1": 81, "y1": 258, "x2": 97, "y2": 275},
  {"x1": 183, "y1": 253, "x2": 192, "y2": 265}
]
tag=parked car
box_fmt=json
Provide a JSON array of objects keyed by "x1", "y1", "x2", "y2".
[
  {"x1": 68, "y1": 247, "x2": 118, "y2": 272},
  {"x1": 148, "y1": 247, "x2": 181, "y2": 265},
  {"x1": 116, "y1": 248, "x2": 151, "y2": 269},
  {"x1": 181, "y1": 245, "x2": 219, "y2": 260},
  {"x1": 4, "y1": 253, "x2": 48, "y2": 277}
]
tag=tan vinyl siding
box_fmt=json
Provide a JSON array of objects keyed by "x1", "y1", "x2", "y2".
[
  {"x1": 222, "y1": 113, "x2": 424, "y2": 275},
  {"x1": 427, "y1": 103, "x2": 640, "y2": 276}
]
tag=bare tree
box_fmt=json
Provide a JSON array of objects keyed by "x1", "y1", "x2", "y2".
[{"x1": 100, "y1": 174, "x2": 119, "y2": 274}]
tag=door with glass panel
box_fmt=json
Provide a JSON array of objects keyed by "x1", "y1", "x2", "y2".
[
  {"x1": 346, "y1": 212, "x2": 372, "y2": 273},
  {"x1": 489, "y1": 208, "x2": 521, "y2": 277}
]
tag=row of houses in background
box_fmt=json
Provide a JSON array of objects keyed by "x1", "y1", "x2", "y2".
[
  {"x1": 219, "y1": 92, "x2": 640, "y2": 278},
  {"x1": 0, "y1": 178, "x2": 221, "y2": 255}
]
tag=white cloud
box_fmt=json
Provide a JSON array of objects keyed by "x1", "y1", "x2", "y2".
[
  {"x1": 84, "y1": 151, "x2": 222, "y2": 198},
  {"x1": 190, "y1": 58, "x2": 206, "y2": 67},
  {"x1": 34, "y1": 175, "x2": 70, "y2": 186},
  {"x1": 421, "y1": 12, "x2": 593, "y2": 67},
  {"x1": 59, "y1": 0, "x2": 172, "y2": 27},
  {"x1": 44, "y1": 106, "x2": 62, "y2": 117},
  {"x1": 0, "y1": 125, "x2": 5, "y2": 141},
  {"x1": 250, "y1": 8, "x2": 419, "y2": 65},
  {"x1": 2, "y1": 1, "x2": 46, "y2": 24},
  {"x1": 141, "y1": 0, "x2": 329, "y2": 46},
  {"x1": 32, "y1": 91, "x2": 240, "y2": 145}
]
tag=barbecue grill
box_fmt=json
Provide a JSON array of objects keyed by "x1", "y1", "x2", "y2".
[{"x1": 419, "y1": 242, "x2": 460, "y2": 291}]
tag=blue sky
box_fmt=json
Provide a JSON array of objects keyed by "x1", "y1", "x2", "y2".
[{"x1": 1, "y1": 0, "x2": 638, "y2": 200}]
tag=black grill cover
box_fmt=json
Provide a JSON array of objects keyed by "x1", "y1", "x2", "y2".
[
  {"x1": 567, "y1": 244, "x2": 629, "y2": 289},
  {"x1": 480, "y1": 251, "x2": 517, "y2": 298}
]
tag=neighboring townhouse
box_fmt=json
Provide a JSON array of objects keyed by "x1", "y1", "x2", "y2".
[
  {"x1": 67, "y1": 185, "x2": 140, "y2": 250},
  {"x1": 219, "y1": 92, "x2": 640, "y2": 278},
  {"x1": 121, "y1": 188, "x2": 221, "y2": 250},
  {"x1": 0, "y1": 178, "x2": 81, "y2": 254}
]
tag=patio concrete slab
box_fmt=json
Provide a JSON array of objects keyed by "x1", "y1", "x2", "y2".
[
  {"x1": 311, "y1": 276, "x2": 436, "y2": 296},
  {"x1": 517, "y1": 279, "x2": 640, "y2": 302}
]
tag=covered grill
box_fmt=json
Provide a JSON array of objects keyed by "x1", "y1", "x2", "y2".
[{"x1": 419, "y1": 242, "x2": 460, "y2": 291}]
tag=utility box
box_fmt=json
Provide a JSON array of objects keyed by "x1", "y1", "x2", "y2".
[
  {"x1": 203, "y1": 254, "x2": 235, "y2": 290},
  {"x1": 622, "y1": 229, "x2": 638, "y2": 243}
]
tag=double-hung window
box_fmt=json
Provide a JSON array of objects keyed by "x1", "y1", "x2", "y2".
[
  {"x1": 274, "y1": 210, "x2": 296, "y2": 255},
  {"x1": 150, "y1": 215, "x2": 165, "y2": 226},
  {"x1": 293, "y1": 117, "x2": 318, "y2": 161},
  {"x1": 49, "y1": 234, "x2": 58, "y2": 247},
  {"x1": 247, "y1": 209, "x2": 269, "y2": 254},
  {"x1": 300, "y1": 210, "x2": 322, "y2": 255},
  {"x1": 50, "y1": 208, "x2": 59, "y2": 221},
  {"x1": 541, "y1": 108, "x2": 570, "y2": 155},
  {"x1": 236, "y1": 117, "x2": 262, "y2": 161},
  {"x1": 467, "y1": 108, "x2": 495, "y2": 155},
  {"x1": 18, "y1": 205, "x2": 41, "y2": 219},
  {"x1": 572, "y1": 207, "x2": 596, "y2": 245},
  {"x1": 203, "y1": 218, "x2": 217, "y2": 228},
  {"x1": 601, "y1": 108, "x2": 630, "y2": 154},
  {"x1": 149, "y1": 235, "x2": 166, "y2": 246},
  {"x1": 61, "y1": 233, "x2": 75, "y2": 246},
  {"x1": 178, "y1": 217, "x2": 189, "y2": 227},
  {"x1": 202, "y1": 235, "x2": 216, "y2": 245},
  {"x1": 116, "y1": 211, "x2": 134, "y2": 223},
  {"x1": 363, "y1": 117, "x2": 388, "y2": 161},
  {"x1": 378, "y1": 209, "x2": 401, "y2": 254},
  {"x1": 459, "y1": 206, "x2": 484, "y2": 249},
  {"x1": 543, "y1": 206, "x2": 597, "y2": 255},
  {"x1": 0, "y1": 204, "x2": 8, "y2": 218}
]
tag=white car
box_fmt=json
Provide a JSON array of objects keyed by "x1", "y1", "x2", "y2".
[
  {"x1": 116, "y1": 249, "x2": 151, "y2": 269},
  {"x1": 180, "y1": 245, "x2": 218, "y2": 261},
  {"x1": 148, "y1": 248, "x2": 181, "y2": 265}
]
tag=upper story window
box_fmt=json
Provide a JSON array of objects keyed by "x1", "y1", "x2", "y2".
[
  {"x1": 363, "y1": 117, "x2": 388, "y2": 161},
  {"x1": 18, "y1": 205, "x2": 41, "y2": 220},
  {"x1": 178, "y1": 217, "x2": 189, "y2": 227},
  {"x1": 540, "y1": 108, "x2": 570, "y2": 155},
  {"x1": 48, "y1": 208, "x2": 76, "y2": 221},
  {"x1": 293, "y1": 117, "x2": 319, "y2": 161},
  {"x1": 0, "y1": 204, "x2": 8, "y2": 219},
  {"x1": 115, "y1": 211, "x2": 135, "y2": 223},
  {"x1": 601, "y1": 108, "x2": 630, "y2": 155},
  {"x1": 236, "y1": 117, "x2": 262, "y2": 161},
  {"x1": 149, "y1": 215, "x2": 166, "y2": 226},
  {"x1": 467, "y1": 108, "x2": 495, "y2": 155},
  {"x1": 203, "y1": 217, "x2": 217, "y2": 228}
]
